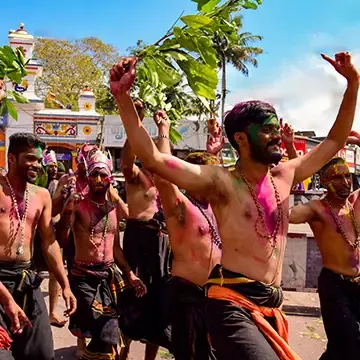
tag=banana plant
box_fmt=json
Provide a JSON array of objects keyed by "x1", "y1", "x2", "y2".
[{"x1": 0, "y1": 46, "x2": 30, "y2": 121}]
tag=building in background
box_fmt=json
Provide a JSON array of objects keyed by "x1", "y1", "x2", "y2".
[
  {"x1": 2, "y1": 24, "x2": 100, "y2": 171},
  {"x1": 103, "y1": 115, "x2": 208, "y2": 180}
]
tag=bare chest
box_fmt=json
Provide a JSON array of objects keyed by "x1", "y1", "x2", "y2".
[
  {"x1": 0, "y1": 192, "x2": 42, "y2": 228},
  {"x1": 76, "y1": 206, "x2": 118, "y2": 235}
]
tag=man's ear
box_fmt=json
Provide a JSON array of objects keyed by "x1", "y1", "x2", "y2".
[{"x1": 8, "y1": 154, "x2": 15, "y2": 167}]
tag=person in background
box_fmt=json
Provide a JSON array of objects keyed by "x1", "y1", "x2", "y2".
[{"x1": 290, "y1": 157, "x2": 360, "y2": 359}]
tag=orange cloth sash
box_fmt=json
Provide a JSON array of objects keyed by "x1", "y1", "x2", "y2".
[{"x1": 208, "y1": 285, "x2": 302, "y2": 360}]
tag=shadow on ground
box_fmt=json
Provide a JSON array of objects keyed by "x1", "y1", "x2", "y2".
[{"x1": 55, "y1": 346, "x2": 76, "y2": 359}]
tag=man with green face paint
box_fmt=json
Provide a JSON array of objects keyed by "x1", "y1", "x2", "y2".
[
  {"x1": 110, "y1": 52, "x2": 359, "y2": 359},
  {"x1": 290, "y1": 157, "x2": 360, "y2": 359}
]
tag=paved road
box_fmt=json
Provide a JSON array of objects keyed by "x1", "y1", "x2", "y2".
[{"x1": 44, "y1": 279, "x2": 326, "y2": 360}]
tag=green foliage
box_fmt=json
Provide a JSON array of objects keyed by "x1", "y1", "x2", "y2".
[
  {"x1": 34, "y1": 37, "x2": 120, "y2": 113},
  {"x1": 131, "y1": 0, "x2": 263, "y2": 142},
  {"x1": 0, "y1": 46, "x2": 29, "y2": 120}
]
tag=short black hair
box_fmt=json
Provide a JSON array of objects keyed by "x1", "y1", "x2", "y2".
[
  {"x1": 8, "y1": 133, "x2": 46, "y2": 156},
  {"x1": 184, "y1": 152, "x2": 219, "y2": 166},
  {"x1": 224, "y1": 100, "x2": 277, "y2": 151},
  {"x1": 319, "y1": 157, "x2": 346, "y2": 178}
]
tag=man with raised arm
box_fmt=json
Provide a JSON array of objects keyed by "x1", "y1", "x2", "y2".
[
  {"x1": 119, "y1": 100, "x2": 171, "y2": 360},
  {"x1": 290, "y1": 157, "x2": 360, "y2": 359},
  {"x1": 0, "y1": 133, "x2": 76, "y2": 360},
  {"x1": 110, "y1": 53, "x2": 359, "y2": 359},
  {"x1": 57, "y1": 147, "x2": 145, "y2": 360},
  {"x1": 151, "y1": 110, "x2": 220, "y2": 360}
]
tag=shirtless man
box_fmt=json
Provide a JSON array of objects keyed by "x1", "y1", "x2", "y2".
[
  {"x1": 152, "y1": 111, "x2": 220, "y2": 360},
  {"x1": 119, "y1": 100, "x2": 171, "y2": 360},
  {"x1": 290, "y1": 157, "x2": 360, "y2": 359},
  {"x1": 57, "y1": 147, "x2": 145, "y2": 360},
  {"x1": 110, "y1": 52, "x2": 359, "y2": 359},
  {"x1": 32, "y1": 149, "x2": 67, "y2": 328},
  {"x1": 0, "y1": 133, "x2": 76, "y2": 360}
]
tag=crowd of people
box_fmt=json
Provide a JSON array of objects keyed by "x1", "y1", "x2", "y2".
[{"x1": 0, "y1": 50, "x2": 358, "y2": 360}]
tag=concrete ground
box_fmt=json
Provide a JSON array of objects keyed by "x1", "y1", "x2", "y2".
[{"x1": 42, "y1": 278, "x2": 326, "y2": 360}]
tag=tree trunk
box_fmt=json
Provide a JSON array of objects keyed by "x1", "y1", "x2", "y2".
[{"x1": 220, "y1": 53, "x2": 226, "y2": 125}]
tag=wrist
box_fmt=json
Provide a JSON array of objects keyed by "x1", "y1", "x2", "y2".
[{"x1": 158, "y1": 127, "x2": 170, "y2": 135}]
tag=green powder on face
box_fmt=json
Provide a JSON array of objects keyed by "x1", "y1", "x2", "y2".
[{"x1": 247, "y1": 115, "x2": 279, "y2": 144}]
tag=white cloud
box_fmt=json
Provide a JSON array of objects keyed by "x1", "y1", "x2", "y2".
[{"x1": 225, "y1": 52, "x2": 360, "y2": 136}]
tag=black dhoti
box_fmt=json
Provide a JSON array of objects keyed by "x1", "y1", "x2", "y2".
[
  {"x1": 170, "y1": 276, "x2": 216, "y2": 360},
  {"x1": 120, "y1": 218, "x2": 172, "y2": 350},
  {"x1": 0, "y1": 261, "x2": 54, "y2": 360},
  {"x1": 205, "y1": 265, "x2": 284, "y2": 360},
  {"x1": 69, "y1": 261, "x2": 128, "y2": 360},
  {"x1": 318, "y1": 267, "x2": 360, "y2": 360}
]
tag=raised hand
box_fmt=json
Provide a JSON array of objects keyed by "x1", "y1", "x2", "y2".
[
  {"x1": 110, "y1": 57, "x2": 138, "y2": 99},
  {"x1": 134, "y1": 98, "x2": 145, "y2": 121},
  {"x1": 280, "y1": 118, "x2": 294, "y2": 146},
  {"x1": 63, "y1": 192, "x2": 81, "y2": 212},
  {"x1": 321, "y1": 52, "x2": 359, "y2": 83},
  {"x1": 153, "y1": 110, "x2": 170, "y2": 129},
  {"x1": 207, "y1": 118, "x2": 224, "y2": 155}
]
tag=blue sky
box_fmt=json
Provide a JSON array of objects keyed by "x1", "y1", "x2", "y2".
[{"x1": 2, "y1": 0, "x2": 360, "y2": 134}]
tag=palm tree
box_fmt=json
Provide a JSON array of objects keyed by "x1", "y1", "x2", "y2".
[{"x1": 214, "y1": 15, "x2": 263, "y2": 121}]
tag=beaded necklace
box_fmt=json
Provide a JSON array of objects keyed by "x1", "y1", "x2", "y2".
[
  {"x1": 324, "y1": 198, "x2": 360, "y2": 251},
  {"x1": 5, "y1": 176, "x2": 29, "y2": 256},
  {"x1": 88, "y1": 198, "x2": 109, "y2": 260},
  {"x1": 237, "y1": 165, "x2": 283, "y2": 258}
]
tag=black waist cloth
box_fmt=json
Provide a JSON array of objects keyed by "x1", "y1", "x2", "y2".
[
  {"x1": 0, "y1": 261, "x2": 43, "y2": 320},
  {"x1": 318, "y1": 267, "x2": 360, "y2": 360},
  {"x1": 205, "y1": 265, "x2": 283, "y2": 360},
  {"x1": 0, "y1": 261, "x2": 54, "y2": 360},
  {"x1": 69, "y1": 261, "x2": 128, "y2": 345},
  {"x1": 123, "y1": 218, "x2": 171, "y2": 287},
  {"x1": 170, "y1": 276, "x2": 216, "y2": 360}
]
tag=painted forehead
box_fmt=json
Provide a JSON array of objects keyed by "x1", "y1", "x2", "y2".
[
  {"x1": 89, "y1": 167, "x2": 110, "y2": 175},
  {"x1": 326, "y1": 163, "x2": 350, "y2": 176},
  {"x1": 262, "y1": 115, "x2": 279, "y2": 126}
]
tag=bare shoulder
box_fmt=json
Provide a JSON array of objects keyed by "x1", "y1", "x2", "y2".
[
  {"x1": 209, "y1": 165, "x2": 231, "y2": 202},
  {"x1": 349, "y1": 189, "x2": 360, "y2": 205},
  {"x1": 271, "y1": 162, "x2": 295, "y2": 183}
]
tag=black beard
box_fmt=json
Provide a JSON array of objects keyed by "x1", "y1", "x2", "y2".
[
  {"x1": 26, "y1": 176, "x2": 37, "y2": 184},
  {"x1": 249, "y1": 141, "x2": 282, "y2": 165}
]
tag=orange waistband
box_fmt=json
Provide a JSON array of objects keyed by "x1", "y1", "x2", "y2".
[{"x1": 208, "y1": 285, "x2": 302, "y2": 360}]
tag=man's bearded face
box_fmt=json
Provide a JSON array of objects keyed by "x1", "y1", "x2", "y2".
[
  {"x1": 322, "y1": 163, "x2": 352, "y2": 199},
  {"x1": 88, "y1": 167, "x2": 111, "y2": 195},
  {"x1": 246, "y1": 115, "x2": 282, "y2": 165}
]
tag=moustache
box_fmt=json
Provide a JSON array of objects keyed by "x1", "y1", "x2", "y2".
[{"x1": 267, "y1": 139, "x2": 281, "y2": 148}]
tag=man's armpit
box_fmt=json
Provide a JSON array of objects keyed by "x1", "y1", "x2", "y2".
[{"x1": 208, "y1": 167, "x2": 229, "y2": 204}]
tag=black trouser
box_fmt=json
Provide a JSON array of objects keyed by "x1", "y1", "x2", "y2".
[
  {"x1": 318, "y1": 268, "x2": 360, "y2": 360},
  {"x1": 0, "y1": 262, "x2": 54, "y2": 360},
  {"x1": 170, "y1": 277, "x2": 216, "y2": 360},
  {"x1": 205, "y1": 265, "x2": 282, "y2": 360}
]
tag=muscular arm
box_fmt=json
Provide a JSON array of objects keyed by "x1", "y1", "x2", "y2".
[
  {"x1": 52, "y1": 175, "x2": 68, "y2": 217},
  {"x1": 121, "y1": 140, "x2": 140, "y2": 182},
  {"x1": 289, "y1": 203, "x2": 317, "y2": 224},
  {"x1": 288, "y1": 80, "x2": 359, "y2": 184},
  {"x1": 107, "y1": 185, "x2": 128, "y2": 219},
  {"x1": 56, "y1": 210, "x2": 74, "y2": 248},
  {"x1": 116, "y1": 93, "x2": 224, "y2": 198},
  {"x1": 285, "y1": 142, "x2": 298, "y2": 160},
  {"x1": 113, "y1": 230, "x2": 133, "y2": 277},
  {"x1": 38, "y1": 190, "x2": 70, "y2": 290}
]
